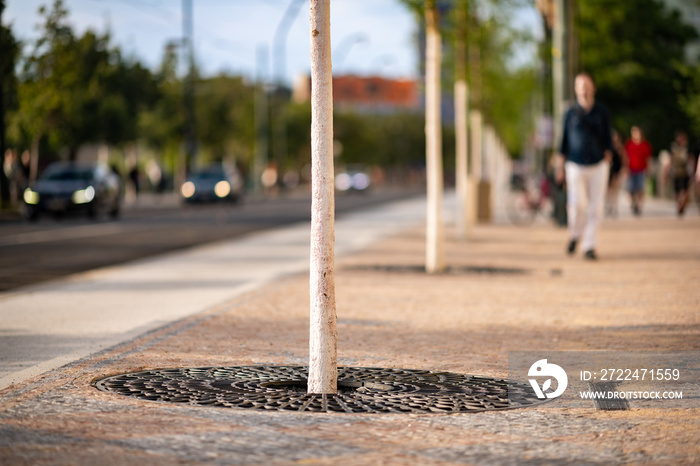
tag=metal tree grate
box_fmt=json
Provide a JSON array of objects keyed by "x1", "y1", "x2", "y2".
[{"x1": 95, "y1": 366, "x2": 550, "y2": 414}]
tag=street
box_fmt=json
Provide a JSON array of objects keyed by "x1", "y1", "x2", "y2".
[
  {"x1": 0, "y1": 191, "x2": 429, "y2": 389},
  {"x1": 0, "y1": 187, "x2": 422, "y2": 292}
]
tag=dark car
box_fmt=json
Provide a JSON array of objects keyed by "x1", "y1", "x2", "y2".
[
  {"x1": 23, "y1": 162, "x2": 122, "y2": 220},
  {"x1": 180, "y1": 164, "x2": 244, "y2": 203},
  {"x1": 335, "y1": 164, "x2": 371, "y2": 192}
]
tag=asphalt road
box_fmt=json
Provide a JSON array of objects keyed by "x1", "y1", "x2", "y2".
[
  {"x1": 0, "y1": 187, "x2": 423, "y2": 292},
  {"x1": 0, "y1": 190, "x2": 430, "y2": 389}
]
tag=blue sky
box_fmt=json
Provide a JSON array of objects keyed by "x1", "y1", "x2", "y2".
[{"x1": 5, "y1": 0, "x2": 540, "y2": 84}]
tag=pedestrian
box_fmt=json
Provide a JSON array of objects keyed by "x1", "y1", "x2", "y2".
[
  {"x1": 606, "y1": 129, "x2": 626, "y2": 217},
  {"x1": 668, "y1": 130, "x2": 694, "y2": 216},
  {"x1": 556, "y1": 72, "x2": 612, "y2": 261},
  {"x1": 624, "y1": 126, "x2": 652, "y2": 216}
]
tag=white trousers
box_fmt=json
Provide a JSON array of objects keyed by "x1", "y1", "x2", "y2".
[{"x1": 565, "y1": 160, "x2": 609, "y2": 251}]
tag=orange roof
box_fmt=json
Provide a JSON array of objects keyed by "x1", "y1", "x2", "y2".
[{"x1": 332, "y1": 75, "x2": 419, "y2": 108}]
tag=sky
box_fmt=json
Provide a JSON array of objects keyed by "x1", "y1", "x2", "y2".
[{"x1": 5, "y1": 0, "x2": 541, "y2": 85}]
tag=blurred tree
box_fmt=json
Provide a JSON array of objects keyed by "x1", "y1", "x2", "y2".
[
  {"x1": 10, "y1": 0, "x2": 158, "y2": 166},
  {"x1": 138, "y1": 43, "x2": 183, "y2": 176},
  {"x1": 0, "y1": 0, "x2": 19, "y2": 205},
  {"x1": 285, "y1": 100, "x2": 312, "y2": 170},
  {"x1": 677, "y1": 63, "x2": 700, "y2": 139},
  {"x1": 285, "y1": 102, "x2": 429, "y2": 177},
  {"x1": 444, "y1": 0, "x2": 537, "y2": 156},
  {"x1": 577, "y1": 0, "x2": 698, "y2": 150},
  {"x1": 195, "y1": 74, "x2": 255, "y2": 167},
  {"x1": 141, "y1": 51, "x2": 256, "y2": 184},
  {"x1": 399, "y1": 0, "x2": 538, "y2": 156}
]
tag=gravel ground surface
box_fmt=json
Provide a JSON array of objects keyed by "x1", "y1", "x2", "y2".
[{"x1": 1, "y1": 200, "x2": 698, "y2": 465}]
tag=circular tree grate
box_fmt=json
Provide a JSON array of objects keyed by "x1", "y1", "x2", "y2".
[{"x1": 95, "y1": 366, "x2": 549, "y2": 414}]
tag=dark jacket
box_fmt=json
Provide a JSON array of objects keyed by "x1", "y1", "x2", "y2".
[{"x1": 560, "y1": 102, "x2": 612, "y2": 166}]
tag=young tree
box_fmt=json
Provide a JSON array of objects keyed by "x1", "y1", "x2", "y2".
[
  {"x1": 307, "y1": 0, "x2": 337, "y2": 395},
  {"x1": 424, "y1": 0, "x2": 446, "y2": 273},
  {"x1": 454, "y1": 0, "x2": 470, "y2": 239}
]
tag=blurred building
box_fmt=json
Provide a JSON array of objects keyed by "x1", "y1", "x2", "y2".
[{"x1": 292, "y1": 74, "x2": 420, "y2": 114}]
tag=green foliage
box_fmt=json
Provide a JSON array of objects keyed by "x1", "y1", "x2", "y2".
[
  {"x1": 195, "y1": 74, "x2": 255, "y2": 166},
  {"x1": 4, "y1": 0, "x2": 544, "y2": 185},
  {"x1": 0, "y1": 1, "x2": 19, "y2": 114},
  {"x1": 334, "y1": 111, "x2": 427, "y2": 168},
  {"x1": 577, "y1": 0, "x2": 699, "y2": 150},
  {"x1": 8, "y1": 0, "x2": 259, "y2": 179},
  {"x1": 397, "y1": 0, "x2": 540, "y2": 157},
  {"x1": 282, "y1": 102, "x2": 429, "y2": 171},
  {"x1": 138, "y1": 46, "x2": 183, "y2": 158},
  {"x1": 465, "y1": 13, "x2": 537, "y2": 155},
  {"x1": 10, "y1": 0, "x2": 159, "y2": 159},
  {"x1": 677, "y1": 62, "x2": 700, "y2": 136}
]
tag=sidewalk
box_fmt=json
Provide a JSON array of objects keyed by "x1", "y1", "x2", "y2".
[{"x1": 1, "y1": 195, "x2": 699, "y2": 465}]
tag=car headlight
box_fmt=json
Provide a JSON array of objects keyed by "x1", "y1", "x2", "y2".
[
  {"x1": 72, "y1": 186, "x2": 96, "y2": 204},
  {"x1": 214, "y1": 180, "x2": 231, "y2": 198},
  {"x1": 181, "y1": 181, "x2": 195, "y2": 198},
  {"x1": 335, "y1": 173, "x2": 352, "y2": 191},
  {"x1": 23, "y1": 188, "x2": 40, "y2": 205},
  {"x1": 352, "y1": 173, "x2": 370, "y2": 190}
]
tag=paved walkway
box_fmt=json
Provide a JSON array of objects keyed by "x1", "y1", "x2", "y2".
[{"x1": 0, "y1": 194, "x2": 698, "y2": 465}]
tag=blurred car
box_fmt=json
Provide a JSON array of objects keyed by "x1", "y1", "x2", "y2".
[
  {"x1": 335, "y1": 164, "x2": 371, "y2": 192},
  {"x1": 180, "y1": 164, "x2": 244, "y2": 204},
  {"x1": 23, "y1": 162, "x2": 122, "y2": 220}
]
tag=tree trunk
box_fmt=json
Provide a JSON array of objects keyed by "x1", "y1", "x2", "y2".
[
  {"x1": 470, "y1": 110, "x2": 482, "y2": 181},
  {"x1": 469, "y1": 110, "x2": 482, "y2": 223},
  {"x1": 454, "y1": 0, "x2": 471, "y2": 239},
  {"x1": 307, "y1": 0, "x2": 337, "y2": 395},
  {"x1": 425, "y1": 0, "x2": 445, "y2": 273},
  {"x1": 454, "y1": 79, "x2": 469, "y2": 238}
]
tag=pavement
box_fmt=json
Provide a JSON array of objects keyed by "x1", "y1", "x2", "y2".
[{"x1": 0, "y1": 192, "x2": 699, "y2": 465}]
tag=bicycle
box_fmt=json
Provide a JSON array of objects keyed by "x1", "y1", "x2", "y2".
[{"x1": 506, "y1": 174, "x2": 553, "y2": 225}]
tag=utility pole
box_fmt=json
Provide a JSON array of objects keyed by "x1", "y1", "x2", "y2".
[
  {"x1": 182, "y1": 0, "x2": 196, "y2": 175},
  {"x1": 254, "y1": 45, "x2": 269, "y2": 193},
  {"x1": 551, "y1": 0, "x2": 575, "y2": 149},
  {"x1": 272, "y1": 0, "x2": 304, "y2": 175}
]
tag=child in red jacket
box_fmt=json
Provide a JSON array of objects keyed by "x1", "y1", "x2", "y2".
[{"x1": 624, "y1": 126, "x2": 652, "y2": 215}]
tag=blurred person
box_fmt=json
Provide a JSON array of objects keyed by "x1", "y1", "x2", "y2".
[
  {"x1": 145, "y1": 159, "x2": 164, "y2": 192},
  {"x1": 695, "y1": 152, "x2": 700, "y2": 207},
  {"x1": 624, "y1": 126, "x2": 652, "y2": 216},
  {"x1": 668, "y1": 131, "x2": 694, "y2": 216},
  {"x1": 128, "y1": 165, "x2": 140, "y2": 196},
  {"x1": 3, "y1": 149, "x2": 19, "y2": 206},
  {"x1": 658, "y1": 149, "x2": 672, "y2": 199},
  {"x1": 556, "y1": 72, "x2": 612, "y2": 261},
  {"x1": 606, "y1": 129, "x2": 626, "y2": 217}
]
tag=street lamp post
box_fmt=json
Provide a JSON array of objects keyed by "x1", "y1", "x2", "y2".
[
  {"x1": 271, "y1": 0, "x2": 305, "y2": 179},
  {"x1": 182, "y1": 0, "x2": 196, "y2": 175},
  {"x1": 333, "y1": 33, "x2": 368, "y2": 75}
]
